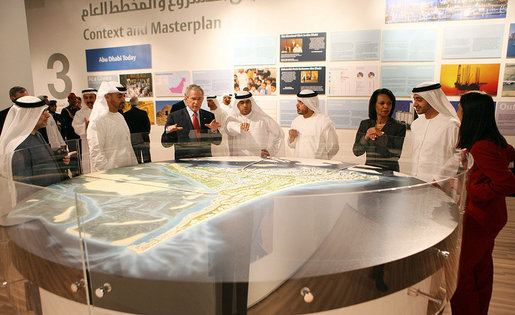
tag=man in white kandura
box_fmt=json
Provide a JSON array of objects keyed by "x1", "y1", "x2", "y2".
[
  {"x1": 225, "y1": 91, "x2": 284, "y2": 157},
  {"x1": 72, "y1": 88, "x2": 96, "y2": 174},
  {"x1": 207, "y1": 95, "x2": 230, "y2": 156},
  {"x1": 87, "y1": 81, "x2": 137, "y2": 172},
  {"x1": 288, "y1": 90, "x2": 339, "y2": 160},
  {"x1": 411, "y1": 82, "x2": 461, "y2": 182}
]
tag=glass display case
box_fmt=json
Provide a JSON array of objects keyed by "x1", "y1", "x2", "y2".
[{"x1": 0, "y1": 139, "x2": 468, "y2": 315}]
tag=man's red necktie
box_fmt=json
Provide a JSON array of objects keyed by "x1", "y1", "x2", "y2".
[{"x1": 192, "y1": 111, "x2": 200, "y2": 140}]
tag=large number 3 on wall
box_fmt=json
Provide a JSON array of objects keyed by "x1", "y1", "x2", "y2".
[{"x1": 47, "y1": 53, "x2": 72, "y2": 99}]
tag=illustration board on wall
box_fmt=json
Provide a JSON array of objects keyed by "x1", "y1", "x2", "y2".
[
  {"x1": 280, "y1": 33, "x2": 326, "y2": 62},
  {"x1": 234, "y1": 68, "x2": 277, "y2": 95},
  {"x1": 120, "y1": 73, "x2": 153, "y2": 97},
  {"x1": 123, "y1": 100, "x2": 155, "y2": 125},
  {"x1": 327, "y1": 66, "x2": 379, "y2": 96},
  {"x1": 154, "y1": 71, "x2": 190, "y2": 97},
  {"x1": 385, "y1": 0, "x2": 507, "y2": 24},
  {"x1": 155, "y1": 100, "x2": 183, "y2": 126},
  {"x1": 87, "y1": 74, "x2": 119, "y2": 90},
  {"x1": 502, "y1": 64, "x2": 515, "y2": 97},
  {"x1": 496, "y1": 102, "x2": 515, "y2": 135},
  {"x1": 440, "y1": 64, "x2": 500, "y2": 96},
  {"x1": 508, "y1": 23, "x2": 515, "y2": 58},
  {"x1": 280, "y1": 67, "x2": 326, "y2": 95}
]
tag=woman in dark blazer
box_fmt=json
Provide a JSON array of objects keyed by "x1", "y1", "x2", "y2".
[{"x1": 353, "y1": 88, "x2": 406, "y2": 172}]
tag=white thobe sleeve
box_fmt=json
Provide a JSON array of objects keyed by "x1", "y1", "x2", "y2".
[
  {"x1": 87, "y1": 119, "x2": 109, "y2": 172},
  {"x1": 225, "y1": 117, "x2": 243, "y2": 136},
  {"x1": 324, "y1": 123, "x2": 339, "y2": 160},
  {"x1": 266, "y1": 118, "x2": 284, "y2": 157},
  {"x1": 72, "y1": 110, "x2": 87, "y2": 137},
  {"x1": 435, "y1": 120, "x2": 461, "y2": 181}
]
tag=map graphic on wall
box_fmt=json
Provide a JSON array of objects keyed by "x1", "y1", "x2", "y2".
[
  {"x1": 155, "y1": 71, "x2": 191, "y2": 97},
  {"x1": 385, "y1": 0, "x2": 507, "y2": 24},
  {"x1": 440, "y1": 64, "x2": 500, "y2": 96},
  {"x1": 119, "y1": 73, "x2": 153, "y2": 97}
]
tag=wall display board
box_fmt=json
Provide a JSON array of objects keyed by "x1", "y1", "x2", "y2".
[
  {"x1": 393, "y1": 100, "x2": 414, "y2": 128},
  {"x1": 496, "y1": 102, "x2": 515, "y2": 135},
  {"x1": 385, "y1": 0, "x2": 507, "y2": 24},
  {"x1": 280, "y1": 33, "x2": 326, "y2": 62},
  {"x1": 279, "y1": 99, "x2": 326, "y2": 127},
  {"x1": 442, "y1": 24, "x2": 504, "y2": 59},
  {"x1": 233, "y1": 68, "x2": 277, "y2": 95},
  {"x1": 192, "y1": 69, "x2": 233, "y2": 96},
  {"x1": 380, "y1": 65, "x2": 434, "y2": 97},
  {"x1": 502, "y1": 64, "x2": 515, "y2": 97},
  {"x1": 327, "y1": 65, "x2": 379, "y2": 96},
  {"x1": 87, "y1": 74, "x2": 118, "y2": 90},
  {"x1": 330, "y1": 30, "x2": 380, "y2": 61},
  {"x1": 119, "y1": 72, "x2": 153, "y2": 97},
  {"x1": 155, "y1": 100, "x2": 182, "y2": 126},
  {"x1": 254, "y1": 97, "x2": 278, "y2": 121},
  {"x1": 280, "y1": 66, "x2": 326, "y2": 95},
  {"x1": 381, "y1": 29, "x2": 436, "y2": 62},
  {"x1": 508, "y1": 24, "x2": 515, "y2": 58},
  {"x1": 326, "y1": 99, "x2": 368, "y2": 129},
  {"x1": 123, "y1": 100, "x2": 155, "y2": 125},
  {"x1": 440, "y1": 64, "x2": 500, "y2": 96},
  {"x1": 86, "y1": 44, "x2": 152, "y2": 72},
  {"x1": 154, "y1": 71, "x2": 190, "y2": 97},
  {"x1": 233, "y1": 35, "x2": 276, "y2": 66}
]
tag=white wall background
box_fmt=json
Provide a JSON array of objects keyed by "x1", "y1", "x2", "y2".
[
  {"x1": 0, "y1": 0, "x2": 33, "y2": 107},
  {"x1": 19, "y1": 0, "x2": 515, "y2": 172}
]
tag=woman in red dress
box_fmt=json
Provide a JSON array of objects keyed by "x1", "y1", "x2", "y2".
[{"x1": 451, "y1": 92, "x2": 515, "y2": 315}]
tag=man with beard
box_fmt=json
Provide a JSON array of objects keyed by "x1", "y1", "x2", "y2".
[
  {"x1": 288, "y1": 90, "x2": 339, "y2": 160},
  {"x1": 225, "y1": 91, "x2": 284, "y2": 157},
  {"x1": 87, "y1": 82, "x2": 136, "y2": 172},
  {"x1": 72, "y1": 88, "x2": 97, "y2": 173}
]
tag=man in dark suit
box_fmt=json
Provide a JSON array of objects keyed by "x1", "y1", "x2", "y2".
[
  {"x1": 123, "y1": 96, "x2": 152, "y2": 163},
  {"x1": 161, "y1": 84, "x2": 222, "y2": 160},
  {"x1": 0, "y1": 86, "x2": 28, "y2": 135}
]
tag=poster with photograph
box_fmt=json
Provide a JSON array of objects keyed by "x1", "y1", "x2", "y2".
[
  {"x1": 440, "y1": 64, "x2": 500, "y2": 96},
  {"x1": 122, "y1": 100, "x2": 155, "y2": 125},
  {"x1": 507, "y1": 24, "x2": 515, "y2": 58},
  {"x1": 496, "y1": 102, "x2": 515, "y2": 135},
  {"x1": 393, "y1": 100, "x2": 415, "y2": 129},
  {"x1": 280, "y1": 66, "x2": 326, "y2": 95},
  {"x1": 327, "y1": 65, "x2": 379, "y2": 96},
  {"x1": 87, "y1": 74, "x2": 118, "y2": 90},
  {"x1": 154, "y1": 71, "x2": 190, "y2": 97},
  {"x1": 234, "y1": 68, "x2": 277, "y2": 95},
  {"x1": 119, "y1": 73, "x2": 153, "y2": 98},
  {"x1": 155, "y1": 100, "x2": 182, "y2": 126},
  {"x1": 385, "y1": 0, "x2": 507, "y2": 24},
  {"x1": 280, "y1": 33, "x2": 326, "y2": 62},
  {"x1": 502, "y1": 64, "x2": 515, "y2": 97}
]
